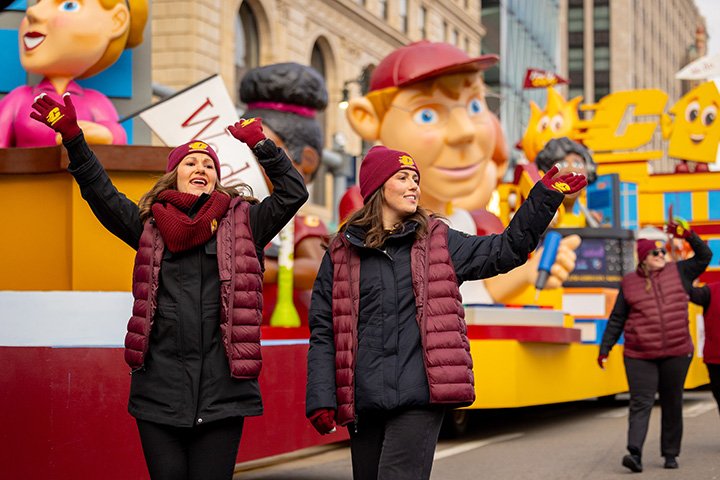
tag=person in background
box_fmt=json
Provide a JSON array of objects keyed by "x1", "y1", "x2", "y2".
[
  {"x1": 688, "y1": 282, "x2": 720, "y2": 419},
  {"x1": 30, "y1": 94, "x2": 308, "y2": 480},
  {"x1": 239, "y1": 62, "x2": 329, "y2": 323},
  {"x1": 0, "y1": 0, "x2": 148, "y2": 146},
  {"x1": 306, "y1": 145, "x2": 586, "y2": 480},
  {"x1": 598, "y1": 220, "x2": 712, "y2": 473}
]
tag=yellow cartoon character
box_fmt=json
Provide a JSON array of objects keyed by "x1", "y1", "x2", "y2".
[
  {"x1": 662, "y1": 80, "x2": 720, "y2": 164},
  {"x1": 518, "y1": 87, "x2": 583, "y2": 162}
]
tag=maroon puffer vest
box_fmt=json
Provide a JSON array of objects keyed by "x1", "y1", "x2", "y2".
[
  {"x1": 703, "y1": 282, "x2": 720, "y2": 364},
  {"x1": 329, "y1": 219, "x2": 475, "y2": 426},
  {"x1": 125, "y1": 197, "x2": 264, "y2": 379},
  {"x1": 621, "y1": 263, "x2": 693, "y2": 359}
]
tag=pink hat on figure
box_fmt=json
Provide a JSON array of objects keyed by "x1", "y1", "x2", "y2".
[{"x1": 369, "y1": 40, "x2": 499, "y2": 91}]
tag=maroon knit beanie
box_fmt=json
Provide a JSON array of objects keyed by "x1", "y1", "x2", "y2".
[
  {"x1": 359, "y1": 145, "x2": 420, "y2": 203},
  {"x1": 636, "y1": 238, "x2": 664, "y2": 263},
  {"x1": 166, "y1": 140, "x2": 221, "y2": 181}
]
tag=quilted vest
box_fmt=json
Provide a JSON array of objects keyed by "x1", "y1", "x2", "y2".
[
  {"x1": 621, "y1": 263, "x2": 693, "y2": 359},
  {"x1": 329, "y1": 218, "x2": 475, "y2": 426},
  {"x1": 125, "y1": 197, "x2": 264, "y2": 379},
  {"x1": 703, "y1": 282, "x2": 720, "y2": 364}
]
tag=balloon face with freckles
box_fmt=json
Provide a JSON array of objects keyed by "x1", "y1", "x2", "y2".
[
  {"x1": 666, "y1": 81, "x2": 720, "y2": 163},
  {"x1": 19, "y1": 0, "x2": 128, "y2": 78},
  {"x1": 378, "y1": 73, "x2": 495, "y2": 205},
  {"x1": 175, "y1": 153, "x2": 218, "y2": 196}
]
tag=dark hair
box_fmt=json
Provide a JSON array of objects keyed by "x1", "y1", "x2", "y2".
[
  {"x1": 240, "y1": 63, "x2": 328, "y2": 180},
  {"x1": 336, "y1": 188, "x2": 431, "y2": 249},
  {"x1": 535, "y1": 137, "x2": 597, "y2": 184}
]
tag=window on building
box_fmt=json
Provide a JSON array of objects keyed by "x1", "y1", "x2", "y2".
[
  {"x1": 569, "y1": 48, "x2": 584, "y2": 71},
  {"x1": 418, "y1": 6, "x2": 427, "y2": 38},
  {"x1": 235, "y1": 2, "x2": 260, "y2": 102},
  {"x1": 443, "y1": 20, "x2": 449, "y2": 42},
  {"x1": 568, "y1": 7, "x2": 584, "y2": 32},
  {"x1": 594, "y1": 46, "x2": 610, "y2": 70},
  {"x1": 310, "y1": 41, "x2": 328, "y2": 205},
  {"x1": 451, "y1": 28, "x2": 459, "y2": 45},
  {"x1": 399, "y1": 0, "x2": 408, "y2": 32},
  {"x1": 378, "y1": 0, "x2": 387, "y2": 20},
  {"x1": 593, "y1": 4, "x2": 610, "y2": 30},
  {"x1": 464, "y1": 36, "x2": 470, "y2": 53}
]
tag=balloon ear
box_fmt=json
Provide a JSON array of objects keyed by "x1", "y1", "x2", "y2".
[
  {"x1": 347, "y1": 97, "x2": 381, "y2": 142},
  {"x1": 109, "y1": 2, "x2": 130, "y2": 40}
]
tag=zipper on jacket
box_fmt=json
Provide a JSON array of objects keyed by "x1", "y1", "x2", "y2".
[
  {"x1": 353, "y1": 414, "x2": 358, "y2": 433},
  {"x1": 652, "y1": 276, "x2": 668, "y2": 351},
  {"x1": 129, "y1": 365, "x2": 146, "y2": 376}
]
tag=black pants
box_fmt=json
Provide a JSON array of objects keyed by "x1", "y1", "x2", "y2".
[
  {"x1": 136, "y1": 417, "x2": 244, "y2": 480},
  {"x1": 348, "y1": 407, "x2": 445, "y2": 480},
  {"x1": 707, "y1": 363, "x2": 720, "y2": 415},
  {"x1": 624, "y1": 355, "x2": 691, "y2": 458}
]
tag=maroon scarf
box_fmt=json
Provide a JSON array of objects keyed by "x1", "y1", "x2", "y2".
[{"x1": 152, "y1": 190, "x2": 231, "y2": 253}]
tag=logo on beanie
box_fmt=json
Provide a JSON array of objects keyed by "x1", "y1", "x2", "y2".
[
  {"x1": 188, "y1": 141, "x2": 209, "y2": 151},
  {"x1": 655, "y1": 240, "x2": 663, "y2": 249},
  {"x1": 240, "y1": 118, "x2": 257, "y2": 127},
  {"x1": 398, "y1": 154, "x2": 415, "y2": 167}
]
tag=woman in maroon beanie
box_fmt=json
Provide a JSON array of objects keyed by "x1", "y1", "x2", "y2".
[
  {"x1": 598, "y1": 224, "x2": 712, "y2": 473},
  {"x1": 30, "y1": 94, "x2": 308, "y2": 480},
  {"x1": 305, "y1": 145, "x2": 586, "y2": 480}
]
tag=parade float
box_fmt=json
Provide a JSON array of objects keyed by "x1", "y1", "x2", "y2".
[{"x1": 1, "y1": 6, "x2": 719, "y2": 478}]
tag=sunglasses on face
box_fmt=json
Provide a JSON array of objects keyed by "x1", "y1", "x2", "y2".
[{"x1": 649, "y1": 249, "x2": 667, "y2": 257}]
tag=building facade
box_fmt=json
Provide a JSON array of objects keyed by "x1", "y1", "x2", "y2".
[{"x1": 567, "y1": 0, "x2": 706, "y2": 172}]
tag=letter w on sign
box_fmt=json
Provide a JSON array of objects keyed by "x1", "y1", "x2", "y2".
[{"x1": 138, "y1": 75, "x2": 269, "y2": 199}]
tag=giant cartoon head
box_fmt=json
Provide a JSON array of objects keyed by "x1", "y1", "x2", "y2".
[
  {"x1": 664, "y1": 80, "x2": 720, "y2": 163},
  {"x1": 518, "y1": 87, "x2": 583, "y2": 162},
  {"x1": 347, "y1": 41, "x2": 505, "y2": 211}
]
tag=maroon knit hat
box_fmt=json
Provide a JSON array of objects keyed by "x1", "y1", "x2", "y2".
[
  {"x1": 637, "y1": 238, "x2": 665, "y2": 263},
  {"x1": 359, "y1": 145, "x2": 420, "y2": 203},
  {"x1": 166, "y1": 140, "x2": 221, "y2": 181}
]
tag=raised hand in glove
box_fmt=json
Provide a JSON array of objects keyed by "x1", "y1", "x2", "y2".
[
  {"x1": 540, "y1": 165, "x2": 588, "y2": 195},
  {"x1": 665, "y1": 217, "x2": 691, "y2": 239},
  {"x1": 597, "y1": 354, "x2": 608, "y2": 369},
  {"x1": 228, "y1": 117, "x2": 266, "y2": 149},
  {"x1": 308, "y1": 408, "x2": 336, "y2": 435},
  {"x1": 30, "y1": 93, "x2": 82, "y2": 141}
]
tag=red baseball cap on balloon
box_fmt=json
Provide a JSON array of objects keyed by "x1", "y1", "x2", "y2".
[{"x1": 368, "y1": 40, "x2": 499, "y2": 91}]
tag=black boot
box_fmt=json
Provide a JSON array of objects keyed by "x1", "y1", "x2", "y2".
[
  {"x1": 664, "y1": 456, "x2": 678, "y2": 469},
  {"x1": 622, "y1": 454, "x2": 643, "y2": 473}
]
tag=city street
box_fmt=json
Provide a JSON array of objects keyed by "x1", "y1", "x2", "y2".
[{"x1": 235, "y1": 390, "x2": 719, "y2": 479}]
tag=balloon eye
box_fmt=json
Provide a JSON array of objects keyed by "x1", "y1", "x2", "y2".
[
  {"x1": 413, "y1": 108, "x2": 439, "y2": 125},
  {"x1": 702, "y1": 105, "x2": 717, "y2": 126},
  {"x1": 685, "y1": 101, "x2": 700, "y2": 122},
  {"x1": 537, "y1": 116, "x2": 550, "y2": 132},
  {"x1": 550, "y1": 114, "x2": 564, "y2": 133},
  {"x1": 58, "y1": 1, "x2": 81, "y2": 12},
  {"x1": 467, "y1": 98, "x2": 483, "y2": 116}
]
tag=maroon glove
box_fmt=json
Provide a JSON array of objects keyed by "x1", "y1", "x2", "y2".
[
  {"x1": 665, "y1": 217, "x2": 692, "y2": 239},
  {"x1": 540, "y1": 165, "x2": 588, "y2": 195},
  {"x1": 308, "y1": 408, "x2": 336, "y2": 435},
  {"x1": 30, "y1": 93, "x2": 82, "y2": 141},
  {"x1": 597, "y1": 354, "x2": 608, "y2": 369},
  {"x1": 228, "y1": 117, "x2": 266, "y2": 149}
]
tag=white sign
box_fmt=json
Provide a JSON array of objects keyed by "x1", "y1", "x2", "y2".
[
  {"x1": 675, "y1": 53, "x2": 720, "y2": 80},
  {"x1": 138, "y1": 75, "x2": 269, "y2": 199}
]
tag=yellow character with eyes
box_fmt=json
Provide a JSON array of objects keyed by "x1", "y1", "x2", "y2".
[
  {"x1": 662, "y1": 81, "x2": 720, "y2": 163},
  {"x1": 518, "y1": 87, "x2": 583, "y2": 162}
]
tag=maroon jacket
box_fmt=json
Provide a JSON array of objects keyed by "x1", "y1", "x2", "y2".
[
  {"x1": 620, "y1": 264, "x2": 693, "y2": 359},
  {"x1": 327, "y1": 219, "x2": 474, "y2": 426},
  {"x1": 125, "y1": 198, "x2": 264, "y2": 378},
  {"x1": 689, "y1": 282, "x2": 720, "y2": 364}
]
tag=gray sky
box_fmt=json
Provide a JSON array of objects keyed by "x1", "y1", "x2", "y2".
[{"x1": 695, "y1": 0, "x2": 719, "y2": 55}]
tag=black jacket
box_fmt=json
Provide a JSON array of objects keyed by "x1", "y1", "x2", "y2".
[
  {"x1": 306, "y1": 183, "x2": 564, "y2": 416},
  {"x1": 66, "y1": 134, "x2": 308, "y2": 427}
]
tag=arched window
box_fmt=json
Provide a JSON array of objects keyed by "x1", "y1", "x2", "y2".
[
  {"x1": 235, "y1": 2, "x2": 260, "y2": 102},
  {"x1": 310, "y1": 42, "x2": 327, "y2": 139}
]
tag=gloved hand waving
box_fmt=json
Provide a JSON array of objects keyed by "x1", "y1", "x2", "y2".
[
  {"x1": 30, "y1": 93, "x2": 82, "y2": 141},
  {"x1": 228, "y1": 117, "x2": 266, "y2": 149},
  {"x1": 540, "y1": 165, "x2": 588, "y2": 195},
  {"x1": 665, "y1": 217, "x2": 692, "y2": 239}
]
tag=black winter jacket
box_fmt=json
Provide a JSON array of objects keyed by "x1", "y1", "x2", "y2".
[
  {"x1": 306, "y1": 182, "x2": 564, "y2": 416},
  {"x1": 66, "y1": 134, "x2": 308, "y2": 427}
]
